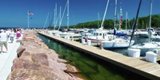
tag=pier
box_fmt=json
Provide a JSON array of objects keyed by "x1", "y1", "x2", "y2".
[{"x1": 39, "y1": 32, "x2": 160, "y2": 80}]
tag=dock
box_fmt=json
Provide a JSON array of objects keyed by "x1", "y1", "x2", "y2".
[
  {"x1": 0, "y1": 40, "x2": 20, "y2": 80},
  {"x1": 39, "y1": 32, "x2": 160, "y2": 80}
]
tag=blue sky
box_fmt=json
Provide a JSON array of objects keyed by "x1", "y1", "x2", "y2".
[{"x1": 0, "y1": 0, "x2": 159, "y2": 28}]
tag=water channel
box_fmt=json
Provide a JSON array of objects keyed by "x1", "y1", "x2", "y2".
[{"x1": 39, "y1": 35, "x2": 150, "y2": 80}]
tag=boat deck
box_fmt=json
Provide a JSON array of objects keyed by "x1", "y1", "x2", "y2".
[{"x1": 39, "y1": 32, "x2": 160, "y2": 80}]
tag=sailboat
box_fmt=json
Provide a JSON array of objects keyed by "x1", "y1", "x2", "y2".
[
  {"x1": 83, "y1": 0, "x2": 134, "y2": 49},
  {"x1": 129, "y1": 0, "x2": 160, "y2": 56},
  {"x1": 50, "y1": 0, "x2": 81, "y2": 40}
]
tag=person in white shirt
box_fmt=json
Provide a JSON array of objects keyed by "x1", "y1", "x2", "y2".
[
  {"x1": 0, "y1": 30, "x2": 8, "y2": 53},
  {"x1": 9, "y1": 29, "x2": 15, "y2": 43}
]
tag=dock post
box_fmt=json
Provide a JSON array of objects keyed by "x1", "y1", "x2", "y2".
[
  {"x1": 100, "y1": 41, "x2": 104, "y2": 50},
  {"x1": 145, "y1": 51, "x2": 157, "y2": 63},
  {"x1": 81, "y1": 37, "x2": 86, "y2": 44},
  {"x1": 128, "y1": 48, "x2": 140, "y2": 58},
  {"x1": 71, "y1": 36, "x2": 74, "y2": 41},
  {"x1": 87, "y1": 40, "x2": 91, "y2": 46}
]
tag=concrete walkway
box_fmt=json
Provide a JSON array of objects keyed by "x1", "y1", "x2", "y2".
[{"x1": 0, "y1": 41, "x2": 20, "y2": 80}]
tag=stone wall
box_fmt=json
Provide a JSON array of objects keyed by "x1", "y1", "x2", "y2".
[{"x1": 8, "y1": 30, "x2": 83, "y2": 80}]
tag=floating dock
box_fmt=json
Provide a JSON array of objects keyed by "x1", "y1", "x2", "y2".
[{"x1": 39, "y1": 32, "x2": 160, "y2": 80}]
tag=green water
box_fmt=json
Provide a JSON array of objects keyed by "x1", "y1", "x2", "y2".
[{"x1": 39, "y1": 35, "x2": 149, "y2": 80}]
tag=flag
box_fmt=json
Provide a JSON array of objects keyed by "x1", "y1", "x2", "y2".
[{"x1": 27, "y1": 11, "x2": 34, "y2": 16}]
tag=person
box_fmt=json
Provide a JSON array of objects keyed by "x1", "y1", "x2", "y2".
[
  {"x1": 9, "y1": 29, "x2": 15, "y2": 43},
  {"x1": 0, "y1": 30, "x2": 8, "y2": 53},
  {"x1": 16, "y1": 29, "x2": 21, "y2": 39}
]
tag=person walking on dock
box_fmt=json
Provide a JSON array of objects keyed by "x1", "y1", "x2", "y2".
[
  {"x1": 9, "y1": 29, "x2": 15, "y2": 43},
  {"x1": 0, "y1": 30, "x2": 8, "y2": 53}
]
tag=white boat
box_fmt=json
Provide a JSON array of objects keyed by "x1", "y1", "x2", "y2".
[
  {"x1": 135, "y1": 30, "x2": 149, "y2": 38},
  {"x1": 59, "y1": 31, "x2": 81, "y2": 40},
  {"x1": 151, "y1": 34, "x2": 160, "y2": 40},
  {"x1": 83, "y1": 29, "x2": 134, "y2": 49},
  {"x1": 102, "y1": 38, "x2": 134, "y2": 49},
  {"x1": 83, "y1": 0, "x2": 134, "y2": 49},
  {"x1": 135, "y1": 28, "x2": 156, "y2": 38},
  {"x1": 84, "y1": 29, "x2": 110, "y2": 43},
  {"x1": 129, "y1": 42, "x2": 160, "y2": 56}
]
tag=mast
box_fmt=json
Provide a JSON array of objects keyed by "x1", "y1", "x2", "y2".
[
  {"x1": 114, "y1": 0, "x2": 117, "y2": 30},
  {"x1": 43, "y1": 13, "x2": 50, "y2": 29},
  {"x1": 97, "y1": 12, "x2": 100, "y2": 28},
  {"x1": 58, "y1": 6, "x2": 62, "y2": 30},
  {"x1": 125, "y1": 12, "x2": 128, "y2": 29},
  {"x1": 67, "y1": 0, "x2": 69, "y2": 29},
  {"x1": 149, "y1": 0, "x2": 152, "y2": 29},
  {"x1": 119, "y1": 3, "x2": 123, "y2": 30},
  {"x1": 54, "y1": 3, "x2": 57, "y2": 30},
  {"x1": 100, "y1": 0, "x2": 110, "y2": 30},
  {"x1": 129, "y1": 0, "x2": 142, "y2": 46},
  {"x1": 149, "y1": 0, "x2": 152, "y2": 42},
  {"x1": 58, "y1": 0, "x2": 68, "y2": 30}
]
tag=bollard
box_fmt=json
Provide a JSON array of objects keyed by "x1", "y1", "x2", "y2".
[
  {"x1": 81, "y1": 38, "x2": 86, "y2": 44},
  {"x1": 67, "y1": 36, "x2": 70, "y2": 40},
  {"x1": 100, "y1": 41, "x2": 104, "y2": 50},
  {"x1": 128, "y1": 48, "x2": 140, "y2": 58},
  {"x1": 145, "y1": 51, "x2": 157, "y2": 63},
  {"x1": 64, "y1": 36, "x2": 70, "y2": 40},
  {"x1": 87, "y1": 40, "x2": 91, "y2": 46}
]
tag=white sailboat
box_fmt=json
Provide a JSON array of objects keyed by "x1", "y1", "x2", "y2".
[
  {"x1": 101, "y1": 0, "x2": 134, "y2": 49},
  {"x1": 83, "y1": 0, "x2": 134, "y2": 49},
  {"x1": 51, "y1": 0, "x2": 81, "y2": 40}
]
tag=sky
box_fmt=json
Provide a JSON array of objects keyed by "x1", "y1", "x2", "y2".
[{"x1": 0, "y1": 0, "x2": 160, "y2": 28}]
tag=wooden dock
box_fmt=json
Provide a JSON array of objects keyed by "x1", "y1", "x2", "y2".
[{"x1": 39, "y1": 32, "x2": 160, "y2": 80}]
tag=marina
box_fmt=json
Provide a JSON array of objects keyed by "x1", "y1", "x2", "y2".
[
  {"x1": 0, "y1": 0, "x2": 160, "y2": 79},
  {"x1": 39, "y1": 34, "x2": 149, "y2": 80},
  {"x1": 39, "y1": 31, "x2": 160, "y2": 80}
]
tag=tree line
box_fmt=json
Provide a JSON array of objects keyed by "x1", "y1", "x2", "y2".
[{"x1": 71, "y1": 14, "x2": 160, "y2": 29}]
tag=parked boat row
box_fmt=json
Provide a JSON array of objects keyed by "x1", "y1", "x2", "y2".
[{"x1": 46, "y1": 0, "x2": 160, "y2": 60}]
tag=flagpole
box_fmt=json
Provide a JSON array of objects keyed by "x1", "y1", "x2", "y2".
[{"x1": 27, "y1": 10, "x2": 30, "y2": 29}]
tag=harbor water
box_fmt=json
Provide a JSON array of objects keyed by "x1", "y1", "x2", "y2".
[{"x1": 39, "y1": 35, "x2": 150, "y2": 80}]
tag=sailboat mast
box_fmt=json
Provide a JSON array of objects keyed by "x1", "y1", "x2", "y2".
[
  {"x1": 67, "y1": 0, "x2": 69, "y2": 29},
  {"x1": 58, "y1": 0, "x2": 69, "y2": 30},
  {"x1": 43, "y1": 13, "x2": 50, "y2": 29},
  {"x1": 100, "y1": 0, "x2": 110, "y2": 30},
  {"x1": 149, "y1": 0, "x2": 152, "y2": 42},
  {"x1": 54, "y1": 3, "x2": 57, "y2": 30},
  {"x1": 119, "y1": 4, "x2": 123, "y2": 30},
  {"x1": 97, "y1": 12, "x2": 100, "y2": 28},
  {"x1": 125, "y1": 12, "x2": 128, "y2": 29},
  {"x1": 149, "y1": 0, "x2": 152, "y2": 29},
  {"x1": 58, "y1": 6, "x2": 62, "y2": 30},
  {"x1": 129, "y1": 0, "x2": 142, "y2": 46},
  {"x1": 114, "y1": 0, "x2": 117, "y2": 29}
]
